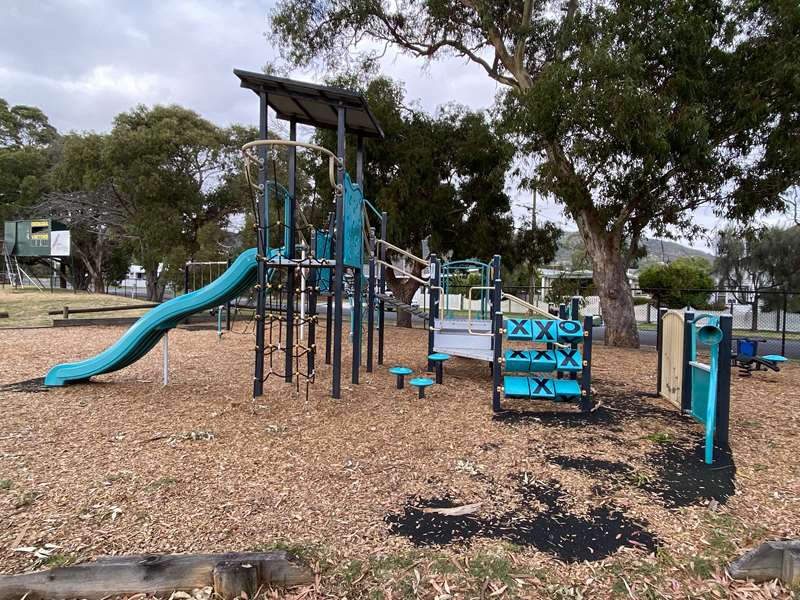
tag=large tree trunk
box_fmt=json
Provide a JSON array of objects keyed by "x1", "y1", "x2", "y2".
[
  {"x1": 580, "y1": 224, "x2": 640, "y2": 347},
  {"x1": 385, "y1": 258, "x2": 424, "y2": 328}
]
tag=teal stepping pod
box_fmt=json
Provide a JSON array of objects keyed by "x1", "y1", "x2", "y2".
[
  {"x1": 389, "y1": 366, "x2": 413, "y2": 389},
  {"x1": 409, "y1": 377, "x2": 434, "y2": 399},
  {"x1": 428, "y1": 353, "x2": 450, "y2": 384}
]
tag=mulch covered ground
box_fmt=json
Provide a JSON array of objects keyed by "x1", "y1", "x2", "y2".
[{"x1": 0, "y1": 322, "x2": 798, "y2": 599}]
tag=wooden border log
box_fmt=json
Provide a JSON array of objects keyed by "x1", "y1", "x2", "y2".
[
  {"x1": 0, "y1": 551, "x2": 312, "y2": 600},
  {"x1": 213, "y1": 561, "x2": 258, "y2": 600}
]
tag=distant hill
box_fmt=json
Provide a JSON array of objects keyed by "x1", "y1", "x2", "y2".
[{"x1": 552, "y1": 231, "x2": 715, "y2": 269}]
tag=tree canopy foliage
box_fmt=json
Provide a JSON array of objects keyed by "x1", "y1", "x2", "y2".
[
  {"x1": 0, "y1": 98, "x2": 58, "y2": 222},
  {"x1": 715, "y1": 225, "x2": 800, "y2": 309},
  {"x1": 639, "y1": 257, "x2": 715, "y2": 309},
  {"x1": 307, "y1": 76, "x2": 520, "y2": 325},
  {"x1": 40, "y1": 105, "x2": 247, "y2": 299},
  {"x1": 270, "y1": 0, "x2": 800, "y2": 346}
]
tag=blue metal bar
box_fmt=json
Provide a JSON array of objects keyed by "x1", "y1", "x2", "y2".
[
  {"x1": 332, "y1": 105, "x2": 346, "y2": 398},
  {"x1": 285, "y1": 119, "x2": 297, "y2": 384}
]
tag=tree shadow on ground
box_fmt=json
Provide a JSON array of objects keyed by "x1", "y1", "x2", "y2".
[{"x1": 385, "y1": 474, "x2": 658, "y2": 562}]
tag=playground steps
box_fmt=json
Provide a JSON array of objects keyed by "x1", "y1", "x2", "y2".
[
  {"x1": 503, "y1": 375, "x2": 582, "y2": 399},
  {"x1": 433, "y1": 318, "x2": 494, "y2": 362},
  {"x1": 375, "y1": 292, "x2": 429, "y2": 320}
]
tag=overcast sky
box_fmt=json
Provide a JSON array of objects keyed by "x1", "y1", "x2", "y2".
[{"x1": 2, "y1": 0, "x2": 790, "y2": 252}]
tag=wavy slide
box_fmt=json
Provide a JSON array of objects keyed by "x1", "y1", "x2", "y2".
[{"x1": 45, "y1": 246, "x2": 281, "y2": 387}]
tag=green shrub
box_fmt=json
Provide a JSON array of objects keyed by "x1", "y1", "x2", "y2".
[{"x1": 639, "y1": 257, "x2": 714, "y2": 309}]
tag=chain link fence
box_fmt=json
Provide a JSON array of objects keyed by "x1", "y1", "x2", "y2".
[{"x1": 435, "y1": 284, "x2": 799, "y2": 359}]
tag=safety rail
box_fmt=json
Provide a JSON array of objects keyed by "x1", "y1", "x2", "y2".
[
  {"x1": 502, "y1": 292, "x2": 563, "y2": 321},
  {"x1": 466, "y1": 286, "x2": 495, "y2": 336},
  {"x1": 375, "y1": 239, "x2": 428, "y2": 267}
]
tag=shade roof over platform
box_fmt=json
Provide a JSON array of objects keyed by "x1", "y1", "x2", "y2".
[{"x1": 234, "y1": 69, "x2": 384, "y2": 139}]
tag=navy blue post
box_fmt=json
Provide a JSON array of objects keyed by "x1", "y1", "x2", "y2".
[
  {"x1": 491, "y1": 255, "x2": 503, "y2": 412},
  {"x1": 350, "y1": 135, "x2": 365, "y2": 384},
  {"x1": 427, "y1": 254, "x2": 439, "y2": 371},
  {"x1": 715, "y1": 314, "x2": 733, "y2": 447},
  {"x1": 579, "y1": 314, "x2": 593, "y2": 412},
  {"x1": 284, "y1": 119, "x2": 297, "y2": 383},
  {"x1": 253, "y1": 91, "x2": 269, "y2": 397},
  {"x1": 377, "y1": 211, "x2": 387, "y2": 365},
  {"x1": 680, "y1": 310, "x2": 695, "y2": 413},
  {"x1": 366, "y1": 229, "x2": 376, "y2": 372},
  {"x1": 331, "y1": 105, "x2": 346, "y2": 399},
  {"x1": 352, "y1": 269, "x2": 362, "y2": 384}
]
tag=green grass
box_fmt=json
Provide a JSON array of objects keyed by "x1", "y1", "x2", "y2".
[
  {"x1": 0, "y1": 288, "x2": 152, "y2": 328},
  {"x1": 146, "y1": 475, "x2": 178, "y2": 490},
  {"x1": 0, "y1": 479, "x2": 12, "y2": 490},
  {"x1": 14, "y1": 490, "x2": 38, "y2": 509},
  {"x1": 41, "y1": 553, "x2": 78, "y2": 568},
  {"x1": 643, "y1": 432, "x2": 673, "y2": 444}
]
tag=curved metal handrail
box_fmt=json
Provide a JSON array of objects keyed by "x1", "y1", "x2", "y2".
[
  {"x1": 242, "y1": 139, "x2": 342, "y2": 190},
  {"x1": 375, "y1": 239, "x2": 428, "y2": 267}
]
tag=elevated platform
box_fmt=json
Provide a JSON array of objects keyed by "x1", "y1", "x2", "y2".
[
  {"x1": 433, "y1": 318, "x2": 494, "y2": 362},
  {"x1": 503, "y1": 376, "x2": 581, "y2": 399}
]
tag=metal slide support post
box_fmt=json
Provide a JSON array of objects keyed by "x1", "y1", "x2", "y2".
[
  {"x1": 491, "y1": 255, "x2": 503, "y2": 412},
  {"x1": 378, "y1": 212, "x2": 387, "y2": 365},
  {"x1": 226, "y1": 257, "x2": 232, "y2": 331},
  {"x1": 715, "y1": 314, "x2": 733, "y2": 448},
  {"x1": 253, "y1": 91, "x2": 269, "y2": 397},
  {"x1": 427, "y1": 254, "x2": 438, "y2": 371},
  {"x1": 332, "y1": 104, "x2": 346, "y2": 399},
  {"x1": 285, "y1": 119, "x2": 297, "y2": 383},
  {"x1": 656, "y1": 307, "x2": 667, "y2": 396},
  {"x1": 579, "y1": 315, "x2": 593, "y2": 412},
  {"x1": 366, "y1": 229, "x2": 376, "y2": 372},
  {"x1": 163, "y1": 331, "x2": 169, "y2": 386},
  {"x1": 680, "y1": 310, "x2": 695, "y2": 414}
]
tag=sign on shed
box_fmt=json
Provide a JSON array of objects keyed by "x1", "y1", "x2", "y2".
[{"x1": 3, "y1": 220, "x2": 70, "y2": 257}]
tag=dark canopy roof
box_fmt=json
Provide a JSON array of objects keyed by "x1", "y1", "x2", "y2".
[{"x1": 234, "y1": 69, "x2": 385, "y2": 139}]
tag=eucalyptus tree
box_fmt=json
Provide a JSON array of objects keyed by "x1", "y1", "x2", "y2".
[{"x1": 270, "y1": 0, "x2": 800, "y2": 346}]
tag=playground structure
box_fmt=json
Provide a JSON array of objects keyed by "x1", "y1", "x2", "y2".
[
  {"x1": 657, "y1": 309, "x2": 733, "y2": 463},
  {"x1": 2, "y1": 219, "x2": 71, "y2": 290},
  {"x1": 370, "y1": 252, "x2": 594, "y2": 413},
  {"x1": 44, "y1": 71, "x2": 388, "y2": 400},
  {"x1": 732, "y1": 337, "x2": 789, "y2": 376},
  {"x1": 42, "y1": 70, "x2": 594, "y2": 412}
]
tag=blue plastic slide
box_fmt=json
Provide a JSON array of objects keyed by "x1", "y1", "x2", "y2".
[{"x1": 45, "y1": 246, "x2": 280, "y2": 386}]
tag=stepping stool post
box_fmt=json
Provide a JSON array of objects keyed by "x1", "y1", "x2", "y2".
[
  {"x1": 389, "y1": 366, "x2": 413, "y2": 389},
  {"x1": 427, "y1": 353, "x2": 450, "y2": 384},
  {"x1": 409, "y1": 377, "x2": 434, "y2": 399}
]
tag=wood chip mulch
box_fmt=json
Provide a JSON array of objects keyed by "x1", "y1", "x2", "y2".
[{"x1": 1, "y1": 322, "x2": 798, "y2": 599}]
